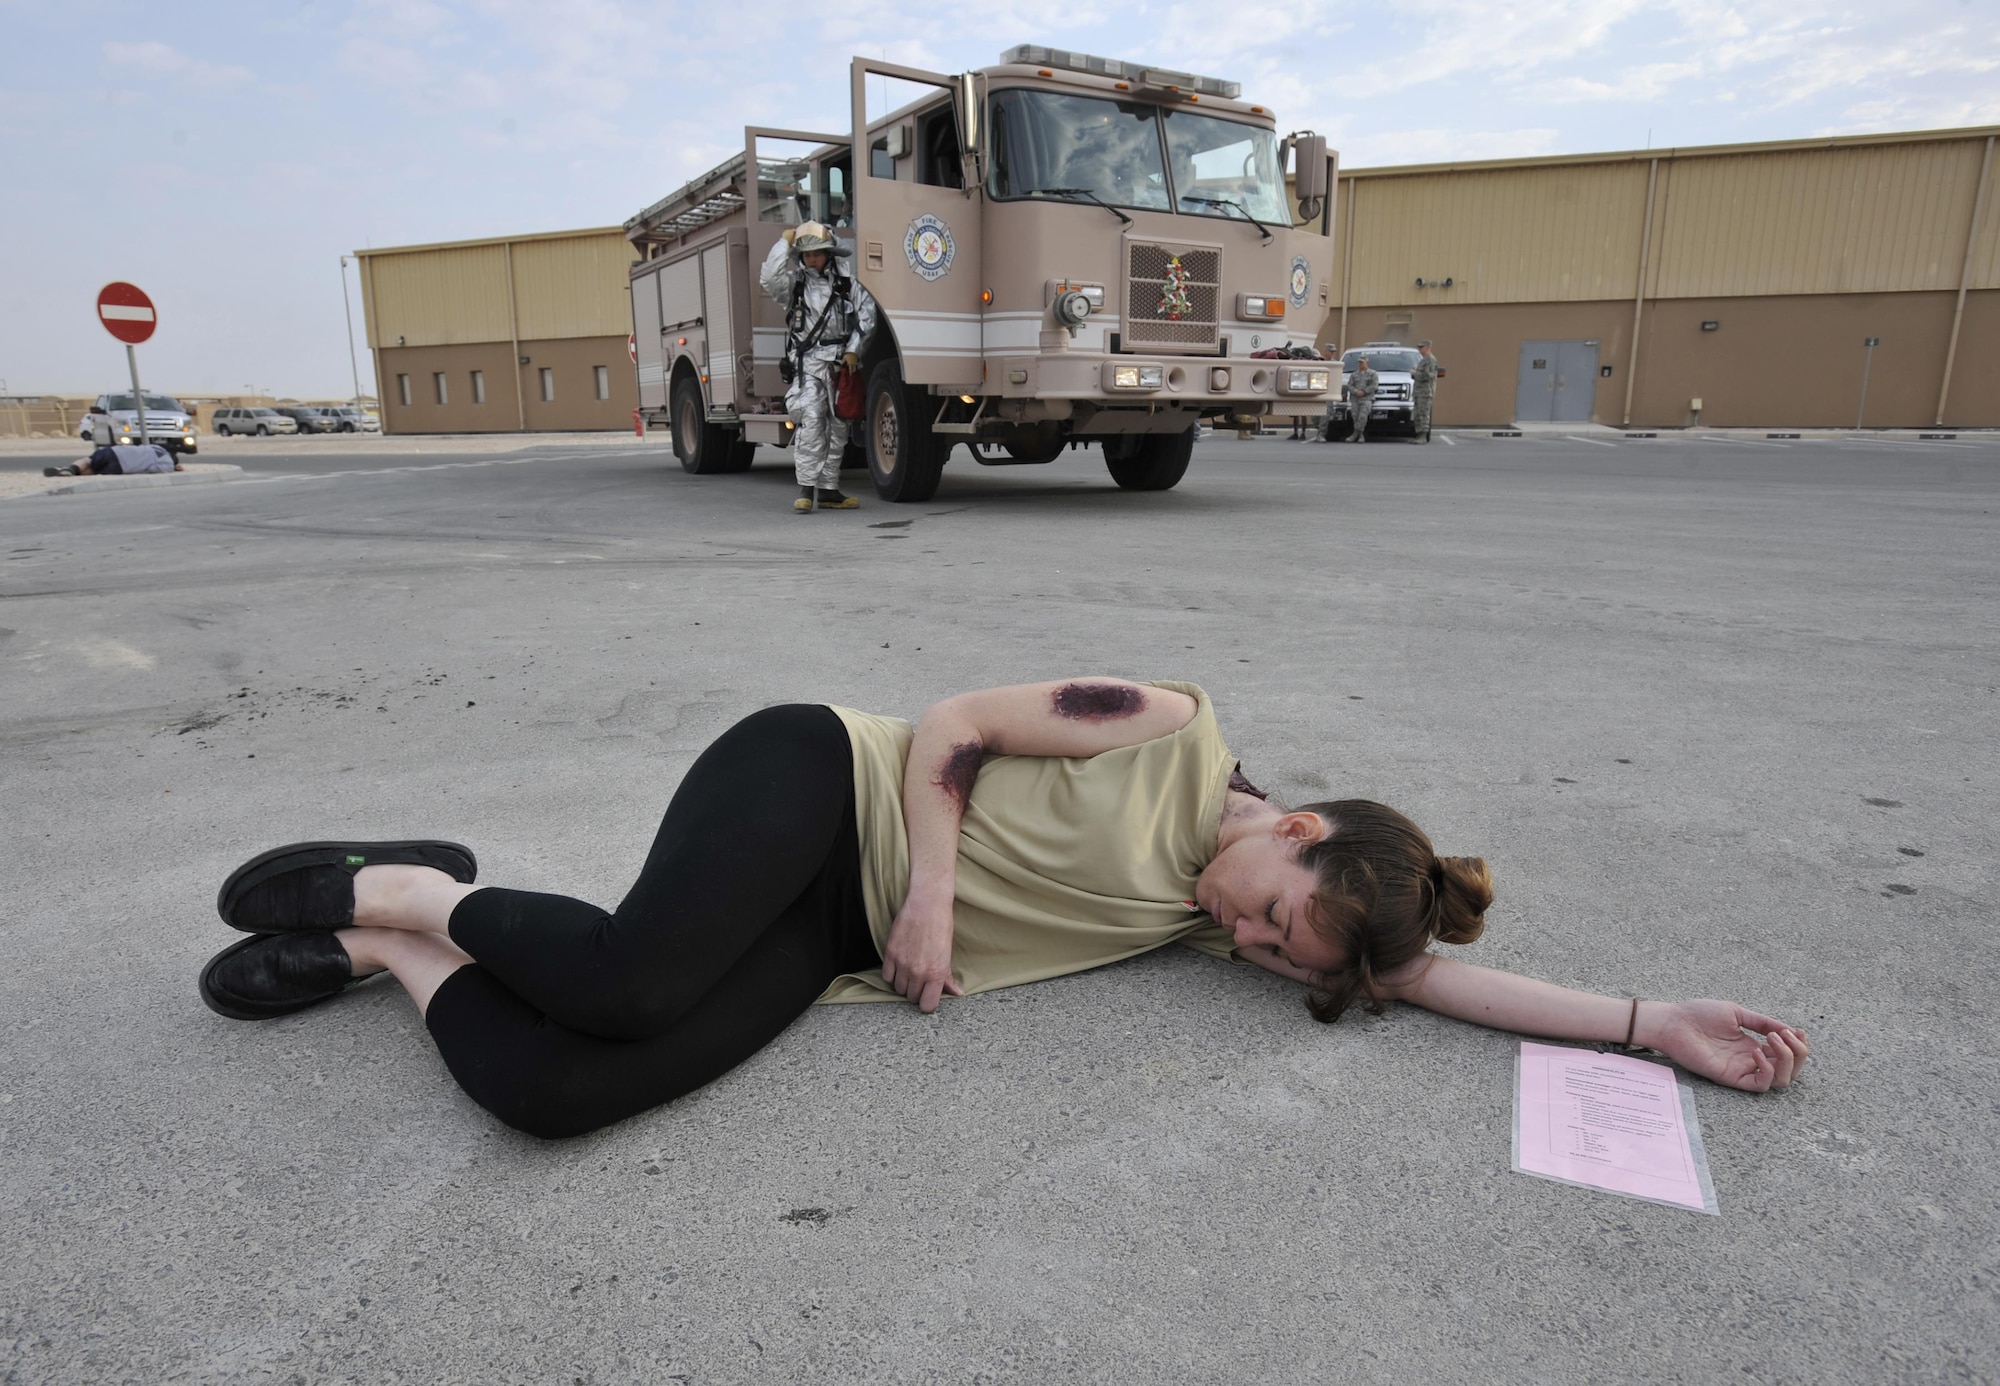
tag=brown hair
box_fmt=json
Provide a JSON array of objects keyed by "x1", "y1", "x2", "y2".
[{"x1": 1292, "y1": 799, "x2": 1493, "y2": 1023}]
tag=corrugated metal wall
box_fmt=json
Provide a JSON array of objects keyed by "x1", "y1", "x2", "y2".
[
  {"x1": 1341, "y1": 162, "x2": 1652, "y2": 305},
  {"x1": 359, "y1": 230, "x2": 636, "y2": 349},
  {"x1": 1341, "y1": 129, "x2": 1998, "y2": 308},
  {"x1": 1649, "y1": 139, "x2": 1989, "y2": 297},
  {"x1": 512, "y1": 235, "x2": 639, "y2": 339},
  {"x1": 1971, "y1": 140, "x2": 2000, "y2": 287}
]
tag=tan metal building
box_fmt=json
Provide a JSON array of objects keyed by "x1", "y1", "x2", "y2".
[
  {"x1": 355, "y1": 228, "x2": 641, "y2": 434},
  {"x1": 348, "y1": 128, "x2": 1994, "y2": 436},
  {"x1": 1326, "y1": 126, "x2": 1997, "y2": 428}
]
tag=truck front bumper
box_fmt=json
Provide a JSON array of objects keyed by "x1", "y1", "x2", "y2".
[{"x1": 988, "y1": 352, "x2": 1330, "y2": 418}]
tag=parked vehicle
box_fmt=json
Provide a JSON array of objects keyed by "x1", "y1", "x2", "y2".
[
  {"x1": 80, "y1": 392, "x2": 199, "y2": 454},
  {"x1": 1323, "y1": 343, "x2": 1419, "y2": 439},
  {"x1": 625, "y1": 45, "x2": 1338, "y2": 500},
  {"x1": 325, "y1": 406, "x2": 381, "y2": 433},
  {"x1": 211, "y1": 407, "x2": 299, "y2": 436},
  {"x1": 271, "y1": 406, "x2": 339, "y2": 434}
]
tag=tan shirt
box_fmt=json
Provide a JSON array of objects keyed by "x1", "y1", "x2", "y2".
[{"x1": 818, "y1": 681, "x2": 1238, "y2": 1004}]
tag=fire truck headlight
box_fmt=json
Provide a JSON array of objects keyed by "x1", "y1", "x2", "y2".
[
  {"x1": 1281, "y1": 367, "x2": 1333, "y2": 394},
  {"x1": 1108, "y1": 363, "x2": 1165, "y2": 392}
]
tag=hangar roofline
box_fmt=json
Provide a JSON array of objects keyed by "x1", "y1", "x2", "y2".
[
  {"x1": 351, "y1": 226, "x2": 627, "y2": 259},
  {"x1": 1344, "y1": 122, "x2": 2000, "y2": 179}
]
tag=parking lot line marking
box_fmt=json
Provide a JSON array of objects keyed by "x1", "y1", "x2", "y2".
[
  {"x1": 1703, "y1": 437, "x2": 1791, "y2": 448},
  {"x1": 1566, "y1": 436, "x2": 1619, "y2": 448},
  {"x1": 1440, "y1": 434, "x2": 1457, "y2": 446}
]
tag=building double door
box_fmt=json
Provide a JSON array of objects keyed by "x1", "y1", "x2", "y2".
[{"x1": 1516, "y1": 339, "x2": 1600, "y2": 422}]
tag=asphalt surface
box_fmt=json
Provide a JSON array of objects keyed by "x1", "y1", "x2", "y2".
[{"x1": 3, "y1": 431, "x2": 1995, "y2": 1384}]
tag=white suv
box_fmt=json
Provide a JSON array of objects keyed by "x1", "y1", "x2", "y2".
[{"x1": 212, "y1": 407, "x2": 299, "y2": 436}]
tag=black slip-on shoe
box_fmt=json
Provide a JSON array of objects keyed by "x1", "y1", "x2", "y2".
[
  {"x1": 199, "y1": 931, "x2": 376, "y2": 1021},
  {"x1": 217, "y1": 839, "x2": 477, "y2": 934}
]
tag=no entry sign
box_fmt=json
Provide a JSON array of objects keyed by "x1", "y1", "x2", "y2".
[
  {"x1": 628, "y1": 333, "x2": 637, "y2": 363},
  {"x1": 97, "y1": 282, "x2": 157, "y2": 345}
]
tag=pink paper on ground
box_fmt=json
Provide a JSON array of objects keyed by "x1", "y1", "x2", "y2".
[{"x1": 1513, "y1": 1041, "x2": 1717, "y2": 1213}]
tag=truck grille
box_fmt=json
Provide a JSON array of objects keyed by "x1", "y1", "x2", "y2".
[{"x1": 1124, "y1": 242, "x2": 1220, "y2": 352}]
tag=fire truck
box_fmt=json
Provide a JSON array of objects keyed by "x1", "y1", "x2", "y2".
[{"x1": 626, "y1": 46, "x2": 1338, "y2": 502}]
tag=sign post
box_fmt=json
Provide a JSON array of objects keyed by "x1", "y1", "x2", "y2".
[{"x1": 96, "y1": 282, "x2": 159, "y2": 447}]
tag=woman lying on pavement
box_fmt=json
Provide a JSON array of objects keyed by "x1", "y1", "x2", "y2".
[
  {"x1": 45, "y1": 442, "x2": 182, "y2": 477},
  {"x1": 200, "y1": 679, "x2": 1808, "y2": 1138}
]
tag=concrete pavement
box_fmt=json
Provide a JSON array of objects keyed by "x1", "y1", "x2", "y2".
[{"x1": 2, "y1": 431, "x2": 1995, "y2": 1383}]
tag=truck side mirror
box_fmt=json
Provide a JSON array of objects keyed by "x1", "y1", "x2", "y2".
[
  {"x1": 959, "y1": 72, "x2": 984, "y2": 189},
  {"x1": 1293, "y1": 135, "x2": 1327, "y2": 205}
]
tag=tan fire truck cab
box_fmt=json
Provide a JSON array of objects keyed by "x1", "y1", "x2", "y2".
[{"x1": 626, "y1": 46, "x2": 1338, "y2": 501}]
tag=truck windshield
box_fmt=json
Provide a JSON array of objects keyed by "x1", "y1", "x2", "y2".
[
  {"x1": 987, "y1": 89, "x2": 1170, "y2": 211},
  {"x1": 1162, "y1": 110, "x2": 1290, "y2": 225},
  {"x1": 106, "y1": 393, "x2": 184, "y2": 411}
]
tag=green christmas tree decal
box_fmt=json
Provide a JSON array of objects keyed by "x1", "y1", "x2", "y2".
[{"x1": 1157, "y1": 255, "x2": 1192, "y2": 320}]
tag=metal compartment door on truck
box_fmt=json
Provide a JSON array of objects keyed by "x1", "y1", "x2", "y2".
[{"x1": 633, "y1": 228, "x2": 756, "y2": 474}]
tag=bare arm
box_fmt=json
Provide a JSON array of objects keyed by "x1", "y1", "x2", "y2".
[
  {"x1": 1378, "y1": 955, "x2": 1809, "y2": 1092},
  {"x1": 1239, "y1": 948, "x2": 1807, "y2": 1091},
  {"x1": 882, "y1": 679, "x2": 1198, "y2": 1012}
]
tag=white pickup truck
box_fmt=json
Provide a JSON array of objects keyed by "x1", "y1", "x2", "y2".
[
  {"x1": 1324, "y1": 342, "x2": 1419, "y2": 439},
  {"x1": 78, "y1": 391, "x2": 199, "y2": 454}
]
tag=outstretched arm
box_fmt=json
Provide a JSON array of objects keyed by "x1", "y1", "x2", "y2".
[
  {"x1": 883, "y1": 679, "x2": 1198, "y2": 1012},
  {"x1": 1377, "y1": 955, "x2": 1809, "y2": 1092}
]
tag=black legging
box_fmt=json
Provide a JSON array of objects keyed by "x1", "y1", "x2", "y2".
[{"x1": 423, "y1": 704, "x2": 880, "y2": 1138}]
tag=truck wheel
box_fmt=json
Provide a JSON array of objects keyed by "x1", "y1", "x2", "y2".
[
  {"x1": 724, "y1": 438, "x2": 757, "y2": 473},
  {"x1": 865, "y1": 360, "x2": 946, "y2": 503},
  {"x1": 1105, "y1": 428, "x2": 1195, "y2": 491},
  {"x1": 672, "y1": 375, "x2": 732, "y2": 474},
  {"x1": 255, "y1": 424, "x2": 269, "y2": 436}
]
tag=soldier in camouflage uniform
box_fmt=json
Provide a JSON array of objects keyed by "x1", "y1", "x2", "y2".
[
  {"x1": 1411, "y1": 339, "x2": 1441, "y2": 443},
  {"x1": 1344, "y1": 355, "x2": 1378, "y2": 443}
]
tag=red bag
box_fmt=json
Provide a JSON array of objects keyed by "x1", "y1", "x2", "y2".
[{"x1": 833, "y1": 363, "x2": 867, "y2": 421}]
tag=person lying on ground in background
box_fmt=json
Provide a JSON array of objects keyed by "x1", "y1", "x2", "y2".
[
  {"x1": 200, "y1": 679, "x2": 1809, "y2": 1139},
  {"x1": 45, "y1": 442, "x2": 182, "y2": 477}
]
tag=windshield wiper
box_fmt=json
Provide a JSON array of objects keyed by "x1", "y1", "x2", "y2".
[
  {"x1": 1182, "y1": 196, "x2": 1275, "y2": 242},
  {"x1": 1024, "y1": 187, "x2": 1133, "y2": 226}
]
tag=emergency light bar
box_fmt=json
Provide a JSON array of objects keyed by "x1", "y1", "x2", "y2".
[{"x1": 999, "y1": 45, "x2": 1242, "y2": 100}]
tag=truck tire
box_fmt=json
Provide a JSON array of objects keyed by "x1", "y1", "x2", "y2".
[
  {"x1": 672, "y1": 375, "x2": 732, "y2": 474},
  {"x1": 1105, "y1": 428, "x2": 1195, "y2": 491},
  {"x1": 864, "y1": 360, "x2": 947, "y2": 503},
  {"x1": 724, "y1": 438, "x2": 757, "y2": 473}
]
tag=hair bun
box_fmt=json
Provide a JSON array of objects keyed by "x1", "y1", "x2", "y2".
[{"x1": 1431, "y1": 855, "x2": 1493, "y2": 945}]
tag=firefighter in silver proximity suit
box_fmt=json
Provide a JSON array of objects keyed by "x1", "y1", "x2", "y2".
[{"x1": 758, "y1": 221, "x2": 879, "y2": 512}]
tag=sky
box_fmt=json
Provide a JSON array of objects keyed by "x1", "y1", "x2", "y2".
[{"x1": 2, "y1": 0, "x2": 1995, "y2": 399}]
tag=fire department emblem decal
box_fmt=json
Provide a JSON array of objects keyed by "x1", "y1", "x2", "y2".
[
  {"x1": 1289, "y1": 255, "x2": 1312, "y2": 308},
  {"x1": 904, "y1": 213, "x2": 956, "y2": 282}
]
